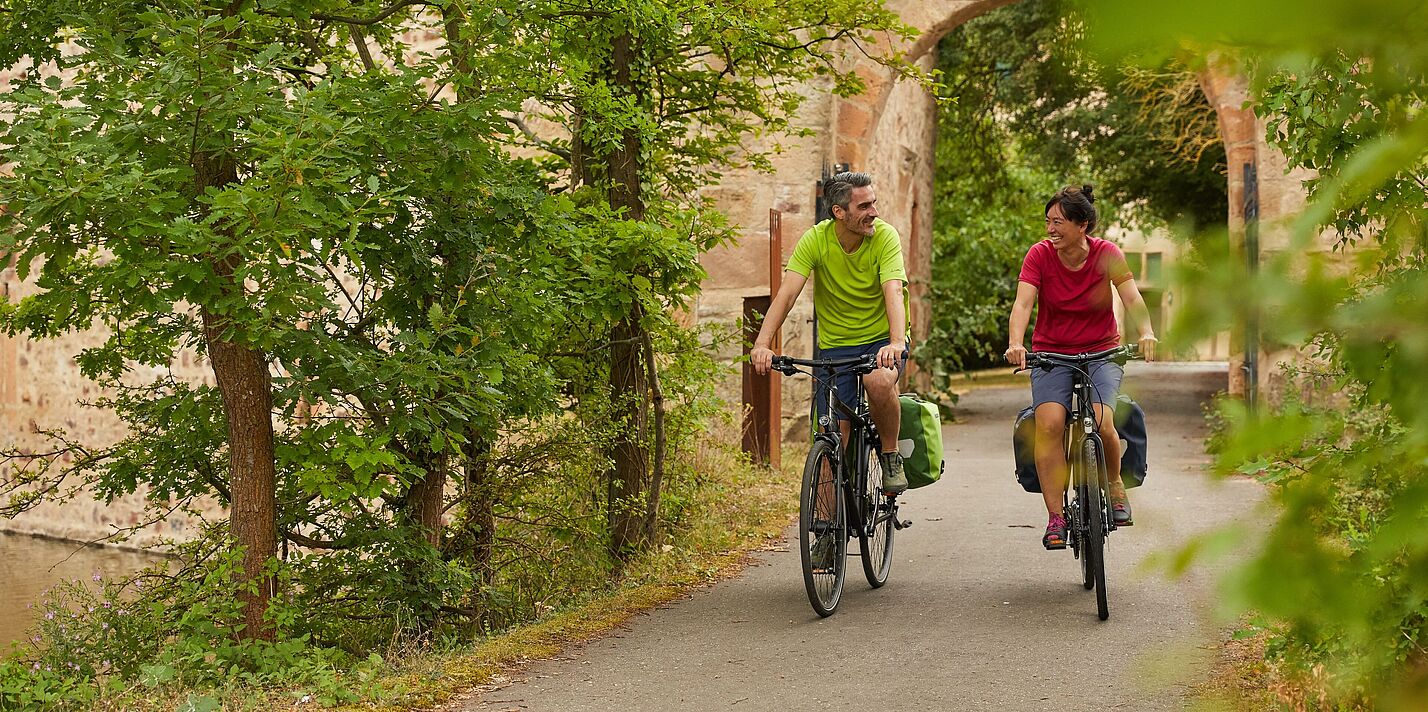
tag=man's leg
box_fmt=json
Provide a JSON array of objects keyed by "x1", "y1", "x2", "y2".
[
  {"x1": 1093, "y1": 402, "x2": 1121, "y2": 485},
  {"x1": 863, "y1": 367, "x2": 906, "y2": 493},
  {"x1": 863, "y1": 367, "x2": 901, "y2": 454}
]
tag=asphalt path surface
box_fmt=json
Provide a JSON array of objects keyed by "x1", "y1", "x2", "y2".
[{"x1": 464, "y1": 362, "x2": 1261, "y2": 712}]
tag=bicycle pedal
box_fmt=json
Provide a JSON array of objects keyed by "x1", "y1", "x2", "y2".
[{"x1": 893, "y1": 519, "x2": 912, "y2": 530}]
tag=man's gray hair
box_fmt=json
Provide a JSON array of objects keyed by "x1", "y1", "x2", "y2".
[{"x1": 824, "y1": 171, "x2": 874, "y2": 212}]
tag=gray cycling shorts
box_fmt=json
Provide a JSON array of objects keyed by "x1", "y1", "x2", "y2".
[{"x1": 1030, "y1": 357, "x2": 1123, "y2": 414}]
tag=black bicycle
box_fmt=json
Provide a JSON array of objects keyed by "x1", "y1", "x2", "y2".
[
  {"x1": 771, "y1": 353, "x2": 908, "y2": 617},
  {"x1": 1019, "y1": 345, "x2": 1140, "y2": 621}
]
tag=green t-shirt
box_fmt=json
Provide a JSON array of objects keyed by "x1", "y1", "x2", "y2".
[{"x1": 786, "y1": 218, "x2": 907, "y2": 350}]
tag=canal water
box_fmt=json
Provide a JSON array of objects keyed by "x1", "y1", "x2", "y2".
[{"x1": 0, "y1": 532, "x2": 163, "y2": 650}]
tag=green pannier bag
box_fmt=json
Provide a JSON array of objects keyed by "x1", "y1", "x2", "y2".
[{"x1": 897, "y1": 394, "x2": 945, "y2": 489}]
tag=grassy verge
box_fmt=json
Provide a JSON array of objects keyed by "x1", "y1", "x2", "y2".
[
  {"x1": 331, "y1": 443, "x2": 806, "y2": 711},
  {"x1": 1187, "y1": 627, "x2": 1278, "y2": 712}
]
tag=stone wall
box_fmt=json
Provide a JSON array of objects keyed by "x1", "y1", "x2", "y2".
[{"x1": 0, "y1": 265, "x2": 220, "y2": 547}]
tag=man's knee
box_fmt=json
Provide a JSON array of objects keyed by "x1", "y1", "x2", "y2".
[{"x1": 863, "y1": 368, "x2": 898, "y2": 394}]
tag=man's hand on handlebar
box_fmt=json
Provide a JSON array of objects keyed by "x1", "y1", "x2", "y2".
[
  {"x1": 876, "y1": 342, "x2": 907, "y2": 371},
  {"x1": 1004, "y1": 343, "x2": 1028, "y2": 370},
  {"x1": 751, "y1": 345, "x2": 775, "y2": 375}
]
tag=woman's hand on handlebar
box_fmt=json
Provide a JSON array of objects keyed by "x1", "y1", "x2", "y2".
[
  {"x1": 751, "y1": 345, "x2": 776, "y2": 375},
  {"x1": 1005, "y1": 343, "x2": 1028, "y2": 370},
  {"x1": 1138, "y1": 334, "x2": 1158, "y2": 362}
]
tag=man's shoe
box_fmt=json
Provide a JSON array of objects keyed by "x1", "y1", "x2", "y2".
[
  {"x1": 880, "y1": 451, "x2": 908, "y2": 495},
  {"x1": 1043, "y1": 512, "x2": 1069, "y2": 550},
  {"x1": 1109, "y1": 486, "x2": 1133, "y2": 526},
  {"x1": 810, "y1": 533, "x2": 838, "y2": 572}
]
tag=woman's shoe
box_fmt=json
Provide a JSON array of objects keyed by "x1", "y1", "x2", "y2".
[
  {"x1": 1109, "y1": 486, "x2": 1133, "y2": 526},
  {"x1": 1043, "y1": 512, "x2": 1068, "y2": 549}
]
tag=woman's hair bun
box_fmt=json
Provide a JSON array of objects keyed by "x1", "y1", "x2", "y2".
[{"x1": 1080, "y1": 184, "x2": 1095, "y2": 203}]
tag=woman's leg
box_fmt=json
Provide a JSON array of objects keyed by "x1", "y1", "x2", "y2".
[
  {"x1": 1093, "y1": 402, "x2": 1121, "y2": 486},
  {"x1": 1033, "y1": 403, "x2": 1069, "y2": 515},
  {"x1": 1093, "y1": 401, "x2": 1133, "y2": 524}
]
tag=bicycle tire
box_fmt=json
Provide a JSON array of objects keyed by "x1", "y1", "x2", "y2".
[
  {"x1": 1084, "y1": 438, "x2": 1109, "y2": 621},
  {"x1": 1077, "y1": 482, "x2": 1093, "y2": 591},
  {"x1": 858, "y1": 444, "x2": 895, "y2": 588},
  {"x1": 800, "y1": 439, "x2": 846, "y2": 617}
]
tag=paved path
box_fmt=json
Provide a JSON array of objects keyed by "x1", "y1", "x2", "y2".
[{"x1": 464, "y1": 362, "x2": 1260, "y2": 711}]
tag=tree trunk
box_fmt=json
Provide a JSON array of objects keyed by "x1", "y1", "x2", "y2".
[
  {"x1": 607, "y1": 313, "x2": 650, "y2": 559},
  {"x1": 406, "y1": 450, "x2": 448, "y2": 547},
  {"x1": 601, "y1": 29, "x2": 658, "y2": 562},
  {"x1": 640, "y1": 329, "x2": 667, "y2": 542},
  {"x1": 192, "y1": 12, "x2": 278, "y2": 635},
  {"x1": 200, "y1": 305, "x2": 278, "y2": 641},
  {"x1": 459, "y1": 437, "x2": 496, "y2": 626}
]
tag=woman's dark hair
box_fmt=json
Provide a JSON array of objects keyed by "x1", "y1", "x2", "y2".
[{"x1": 1045, "y1": 184, "x2": 1097, "y2": 235}]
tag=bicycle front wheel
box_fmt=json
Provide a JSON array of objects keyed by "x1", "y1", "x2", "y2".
[
  {"x1": 1083, "y1": 439, "x2": 1109, "y2": 621},
  {"x1": 1077, "y1": 482, "x2": 1094, "y2": 591},
  {"x1": 800, "y1": 439, "x2": 846, "y2": 617},
  {"x1": 858, "y1": 445, "x2": 895, "y2": 588}
]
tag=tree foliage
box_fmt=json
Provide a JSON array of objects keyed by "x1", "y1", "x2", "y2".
[
  {"x1": 1085, "y1": 0, "x2": 1428, "y2": 706},
  {"x1": 923, "y1": 0, "x2": 1226, "y2": 378},
  {"x1": 0, "y1": 0, "x2": 914, "y2": 701}
]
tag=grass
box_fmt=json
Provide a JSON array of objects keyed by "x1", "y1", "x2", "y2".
[
  {"x1": 325, "y1": 441, "x2": 806, "y2": 711},
  {"x1": 1186, "y1": 626, "x2": 1279, "y2": 712}
]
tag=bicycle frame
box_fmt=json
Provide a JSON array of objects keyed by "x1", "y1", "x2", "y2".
[
  {"x1": 1063, "y1": 370, "x2": 1112, "y2": 538},
  {"x1": 806, "y1": 360, "x2": 882, "y2": 540},
  {"x1": 772, "y1": 352, "x2": 907, "y2": 616},
  {"x1": 774, "y1": 353, "x2": 887, "y2": 534},
  {"x1": 1021, "y1": 344, "x2": 1137, "y2": 621}
]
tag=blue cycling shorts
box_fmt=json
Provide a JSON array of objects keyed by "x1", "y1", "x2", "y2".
[{"x1": 814, "y1": 339, "x2": 905, "y2": 421}]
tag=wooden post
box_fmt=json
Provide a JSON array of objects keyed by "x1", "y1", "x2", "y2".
[{"x1": 741, "y1": 210, "x2": 784, "y2": 468}]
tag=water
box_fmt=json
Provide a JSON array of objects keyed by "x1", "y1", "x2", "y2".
[{"x1": 0, "y1": 532, "x2": 162, "y2": 650}]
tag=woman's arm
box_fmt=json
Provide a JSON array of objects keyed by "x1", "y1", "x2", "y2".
[
  {"x1": 1005, "y1": 281, "x2": 1038, "y2": 368},
  {"x1": 1115, "y1": 278, "x2": 1158, "y2": 362}
]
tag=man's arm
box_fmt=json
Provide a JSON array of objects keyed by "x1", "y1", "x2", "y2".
[
  {"x1": 750, "y1": 271, "x2": 809, "y2": 374},
  {"x1": 1115, "y1": 278, "x2": 1158, "y2": 361},
  {"x1": 1004, "y1": 281, "x2": 1038, "y2": 369},
  {"x1": 875, "y1": 279, "x2": 907, "y2": 370}
]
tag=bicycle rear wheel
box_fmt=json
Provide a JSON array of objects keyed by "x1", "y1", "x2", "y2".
[
  {"x1": 800, "y1": 439, "x2": 846, "y2": 617},
  {"x1": 1083, "y1": 439, "x2": 1109, "y2": 621},
  {"x1": 858, "y1": 444, "x2": 895, "y2": 588}
]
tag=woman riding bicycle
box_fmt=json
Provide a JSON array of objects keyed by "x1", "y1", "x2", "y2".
[{"x1": 1004, "y1": 184, "x2": 1157, "y2": 550}]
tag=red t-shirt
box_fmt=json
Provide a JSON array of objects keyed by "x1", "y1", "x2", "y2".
[{"x1": 1018, "y1": 237, "x2": 1133, "y2": 354}]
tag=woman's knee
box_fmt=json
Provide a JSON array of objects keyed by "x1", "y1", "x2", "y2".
[{"x1": 1034, "y1": 405, "x2": 1066, "y2": 436}]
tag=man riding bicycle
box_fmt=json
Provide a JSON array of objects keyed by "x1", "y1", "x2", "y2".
[
  {"x1": 750, "y1": 171, "x2": 909, "y2": 495},
  {"x1": 1004, "y1": 184, "x2": 1157, "y2": 550}
]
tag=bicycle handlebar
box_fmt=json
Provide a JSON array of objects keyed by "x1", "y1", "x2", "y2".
[
  {"x1": 770, "y1": 350, "x2": 908, "y2": 377},
  {"x1": 1015, "y1": 344, "x2": 1140, "y2": 374}
]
